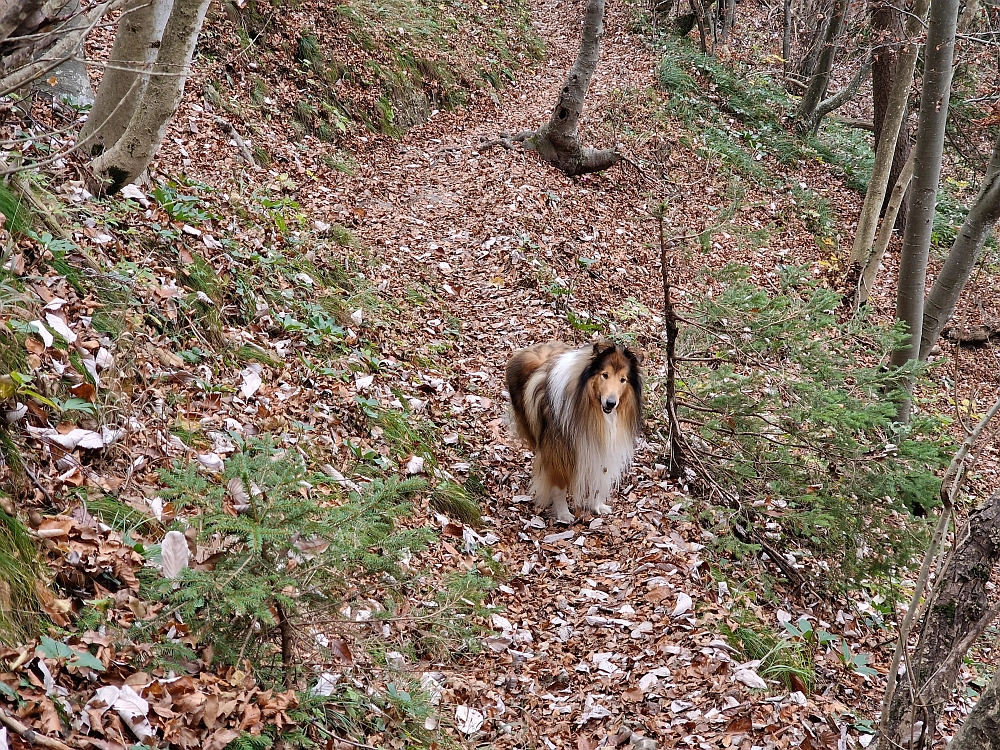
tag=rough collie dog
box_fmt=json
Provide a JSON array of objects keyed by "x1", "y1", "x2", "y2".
[{"x1": 506, "y1": 340, "x2": 642, "y2": 523}]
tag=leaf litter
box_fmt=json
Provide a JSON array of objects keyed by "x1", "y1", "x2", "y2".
[{"x1": 2, "y1": 0, "x2": 995, "y2": 747}]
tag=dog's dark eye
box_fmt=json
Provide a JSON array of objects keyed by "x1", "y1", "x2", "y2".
[
  {"x1": 620, "y1": 378, "x2": 626, "y2": 384},
  {"x1": 602, "y1": 373, "x2": 608, "y2": 379}
]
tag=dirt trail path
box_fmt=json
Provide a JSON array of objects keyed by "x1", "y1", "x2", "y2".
[{"x1": 310, "y1": 3, "x2": 794, "y2": 747}]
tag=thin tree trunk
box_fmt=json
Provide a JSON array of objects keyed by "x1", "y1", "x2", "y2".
[
  {"x1": 871, "y1": 0, "x2": 911, "y2": 228},
  {"x1": 807, "y1": 52, "x2": 872, "y2": 132},
  {"x1": 918, "y1": 131, "x2": 1000, "y2": 359},
  {"x1": 843, "y1": 0, "x2": 929, "y2": 309},
  {"x1": 881, "y1": 492, "x2": 1000, "y2": 750},
  {"x1": 950, "y1": 669, "x2": 1000, "y2": 750},
  {"x1": 798, "y1": 4, "x2": 832, "y2": 80},
  {"x1": 89, "y1": 0, "x2": 211, "y2": 193},
  {"x1": 691, "y1": 0, "x2": 711, "y2": 54},
  {"x1": 525, "y1": 0, "x2": 621, "y2": 175},
  {"x1": 858, "y1": 149, "x2": 914, "y2": 302},
  {"x1": 782, "y1": 0, "x2": 792, "y2": 74},
  {"x1": 0, "y1": 0, "x2": 122, "y2": 98},
  {"x1": 793, "y1": 0, "x2": 846, "y2": 133},
  {"x1": 79, "y1": 0, "x2": 174, "y2": 158},
  {"x1": 720, "y1": 0, "x2": 736, "y2": 41},
  {"x1": 888, "y1": 0, "x2": 960, "y2": 423}
]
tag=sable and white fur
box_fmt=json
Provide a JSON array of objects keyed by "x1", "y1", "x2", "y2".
[{"x1": 506, "y1": 340, "x2": 643, "y2": 523}]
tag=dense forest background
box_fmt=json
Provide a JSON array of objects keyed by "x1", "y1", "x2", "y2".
[{"x1": 1, "y1": 0, "x2": 1000, "y2": 747}]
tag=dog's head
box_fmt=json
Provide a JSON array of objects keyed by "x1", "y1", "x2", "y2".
[{"x1": 584, "y1": 340, "x2": 642, "y2": 416}]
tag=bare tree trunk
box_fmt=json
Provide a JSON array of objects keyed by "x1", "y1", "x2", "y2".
[
  {"x1": 950, "y1": 669, "x2": 1000, "y2": 750},
  {"x1": 881, "y1": 493, "x2": 1000, "y2": 750},
  {"x1": 918, "y1": 132, "x2": 1000, "y2": 359},
  {"x1": 798, "y1": 3, "x2": 832, "y2": 81},
  {"x1": 719, "y1": 0, "x2": 736, "y2": 41},
  {"x1": 89, "y1": 0, "x2": 211, "y2": 193},
  {"x1": 842, "y1": 0, "x2": 929, "y2": 309},
  {"x1": 79, "y1": 0, "x2": 173, "y2": 158},
  {"x1": 858, "y1": 149, "x2": 914, "y2": 302},
  {"x1": 0, "y1": 0, "x2": 122, "y2": 99},
  {"x1": 782, "y1": 0, "x2": 792, "y2": 74},
  {"x1": 793, "y1": 0, "x2": 846, "y2": 133},
  {"x1": 524, "y1": 0, "x2": 622, "y2": 176},
  {"x1": 888, "y1": 0, "x2": 960, "y2": 423},
  {"x1": 871, "y1": 0, "x2": 911, "y2": 228}
]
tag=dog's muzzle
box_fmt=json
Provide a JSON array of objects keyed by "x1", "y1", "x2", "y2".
[{"x1": 602, "y1": 397, "x2": 617, "y2": 414}]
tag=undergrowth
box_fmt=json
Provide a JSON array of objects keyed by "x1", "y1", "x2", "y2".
[
  {"x1": 657, "y1": 265, "x2": 952, "y2": 592},
  {"x1": 654, "y1": 35, "x2": 873, "y2": 193}
]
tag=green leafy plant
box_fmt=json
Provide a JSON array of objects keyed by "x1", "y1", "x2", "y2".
[
  {"x1": 37, "y1": 635, "x2": 104, "y2": 671},
  {"x1": 668, "y1": 265, "x2": 953, "y2": 590},
  {"x1": 147, "y1": 440, "x2": 435, "y2": 683}
]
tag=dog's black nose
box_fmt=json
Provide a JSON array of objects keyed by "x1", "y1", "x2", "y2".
[{"x1": 602, "y1": 397, "x2": 617, "y2": 414}]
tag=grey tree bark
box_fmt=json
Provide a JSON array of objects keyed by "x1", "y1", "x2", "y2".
[
  {"x1": 918, "y1": 131, "x2": 1000, "y2": 359},
  {"x1": 858, "y1": 150, "x2": 914, "y2": 302},
  {"x1": 79, "y1": 0, "x2": 174, "y2": 158},
  {"x1": 881, "y1": 492, "x2": 1000, "y2": 750},
  {"x1": 887, "y1": 0, "x2": 960, "y2": 422},
  {"x1": 89, "y1": 0, "x2": 211, "y2": 193},
  {"x1": 843, "y1": 0, "x2": 929, "y2": 310},
  {"x1": 871, "y1": 0, "x2": 912, "y2": 227},
  {"x1": 0, "y1": 0, "x2": 121, "y2": 98},
  {"x1": 950, "y1": 669, "x2": 1000, "y2": 750},
  {"x1": 524, "y1": 0, "x2": 623, "y2": 176},
  {"x1": 792, "y1": 0, "x2": 845, "y2": 134}
]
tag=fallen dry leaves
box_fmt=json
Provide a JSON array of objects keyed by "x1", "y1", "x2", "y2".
[{"x1": 2, "y1": 0, "x2": 1000, "y2": 747}]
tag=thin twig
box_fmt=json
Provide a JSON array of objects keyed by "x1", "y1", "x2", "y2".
[
  {"x1": 876, "y1": 393, "x2": 1000, "y2": 746},
  {"x1": 0, "y1": 708, "x2": 75, "y2": 750}
]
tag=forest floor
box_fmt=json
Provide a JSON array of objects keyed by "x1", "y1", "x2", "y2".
[{"x1": 4, "y1": 0, "x2": 1000, "y2": 747}]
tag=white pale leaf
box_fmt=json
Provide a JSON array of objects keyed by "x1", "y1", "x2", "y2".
[
  {"x1": 45, "y1": 313, "x2": 77, "y2": 344},
  {"x1": 309, "y1": 672, "x2": 338, "y2": 697},
  {"x1": 43, "y1": 297, "x2": 67, "y2": 311},
  {"x1": 672, "y1": 592, "x2": 693, "y2": 617},
  {"x1": 47, "y1": 428, "x2": 104, "y2": 450},
  {"x1": 405, "y1": 456, "x2": 425, "y2": 474},
  {"x1": 734, "y1": 668, "x2": 768, "y2": 690},
  {"x1": 639, "y1": 672, "x2": 659, "y2": 692},
  {"x1": 455, "y1": 705, "x2": 485, "y2": 735},
  {"x1": 491, "y1": 614, "x2": 513, "y2": 633},
  {"x1": 197, "y1": 453, "x2": 225, "y2": 472},
  {"x1": 114, "y1": 685, "x2": 154, "y2": 741},
  {"x1": 120, "y1": 184, "x2": 148, "y2": 204},
  {"x1": 355, "y1": 374, "x2": 374, "y2": 391},
  {"x1": 29, "y1": 320, "x2": 53, "y2": 348},
  {"x1": 0, "y1": 725, "x2": 8, "y2": 750},
  {"x1": 542, "y1": 530, "x2": 574, "y2": 543},
  {"x1": 350, "y1": 308, "x2": 364, "y2": 325},
  {"x1": 160, "y1": 531, "x2": 189, "y2": 579},
  {"x1": 240, "y1": 366, "x2": 263, "y2": 398}
]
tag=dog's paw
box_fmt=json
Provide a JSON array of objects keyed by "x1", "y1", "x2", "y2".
[
  {"x1": 553, "y1": 509, "x2": 576, "y2": 524},
  {"x1": 594, "y1": 503, "x2": 613, "y2": 515}
]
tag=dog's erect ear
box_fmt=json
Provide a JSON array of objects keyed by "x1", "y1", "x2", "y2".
[
  {"x1": 625, "y1": 347, "x2": 644, "y2": 366},
  {"x1": 593, "y1": 338, "x2": 614, "y2": 357}
]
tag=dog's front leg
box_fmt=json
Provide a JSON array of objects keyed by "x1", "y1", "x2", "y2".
[{"x1": 550, "y1": 487, "x2": 574, "y2": 524}]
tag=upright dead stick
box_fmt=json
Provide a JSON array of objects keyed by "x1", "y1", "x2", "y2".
[
  {"x1": 657, "y1": 209, "x2": 684, "y2": 478},
  {"x1": 876, "y1": 394, "x2": 1000, "y2": 748}
]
